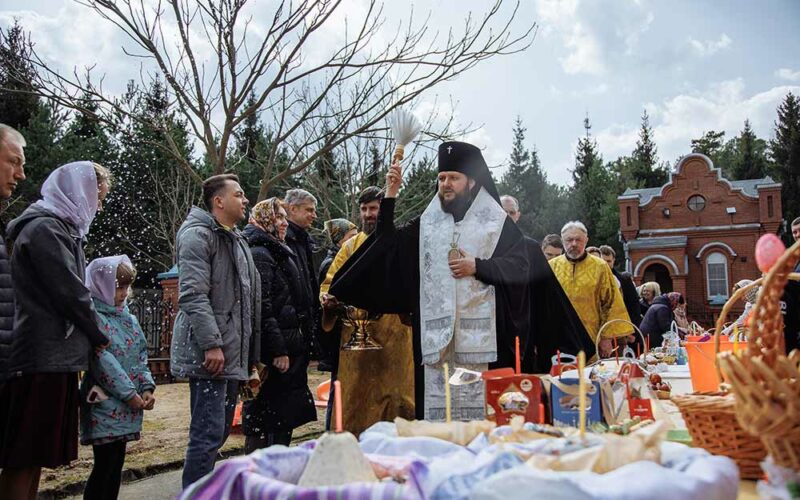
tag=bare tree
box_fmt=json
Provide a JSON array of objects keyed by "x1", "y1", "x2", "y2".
[
  {"x1": 18, "y1": 0, "x2": 535, "y2": 199},
  {"x1": 303, "y1": 92, "x2": 469, "y2": 226}
]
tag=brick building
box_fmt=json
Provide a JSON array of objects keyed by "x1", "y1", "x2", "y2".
[{"x1": 618, "y1": 153, "x2": 783, "y2": 325}]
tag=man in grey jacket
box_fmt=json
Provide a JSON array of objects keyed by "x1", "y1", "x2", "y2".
[{"x1": 171, "y1": 173, "x2": 261, "y2": 488}]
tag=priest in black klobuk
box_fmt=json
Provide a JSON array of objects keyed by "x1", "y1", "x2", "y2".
[{"x1": 331, "y1": 141, "x2": 567, "y2": 421}]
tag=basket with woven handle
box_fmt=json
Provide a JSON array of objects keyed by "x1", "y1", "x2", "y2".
[
  {"x1": 668, "y1": 286, "x2": 767, "y2": 479},
  {"x1": 718, "y1": 240, "x2": 800, "y2": 471},
  {"x1": 594, "y1": 318, "x2": 646, "y2": 359},
  {"x1": 713, "y1": 278, "x2": 763, "y2": 386}
]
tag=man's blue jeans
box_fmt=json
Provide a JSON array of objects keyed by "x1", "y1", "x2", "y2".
[{"x1": 181, "y1": 379, "x2": 239, "y2": 488}]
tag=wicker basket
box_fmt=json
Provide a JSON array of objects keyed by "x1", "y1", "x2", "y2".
[
  {"x1": 670, "y1": 280, "x2": 767, "y2": 479},
  {"x1": 671, "y1": 392, "x2": 766, "y2": 478},
  {"x1": 718, "y1": 240, "x2": 800, "y2": 471}
]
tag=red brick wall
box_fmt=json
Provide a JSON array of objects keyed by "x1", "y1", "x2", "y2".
[
  {"x1": 638, "y1": 158, "x2": 761, "y2": 229},
  {"x1": 620, "y1": 155, "x2": 783, "y2": 327}
]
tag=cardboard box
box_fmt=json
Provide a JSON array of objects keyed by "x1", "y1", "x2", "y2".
[{"x1": 483, "y1": 368, "x2": 543, "y2": 425}]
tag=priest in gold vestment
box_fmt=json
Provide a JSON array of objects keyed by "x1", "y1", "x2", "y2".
[
  {"x1": 550, "y1": 221, "x2": 633, "y2": 358},
  {"x1": 320, "y1": 187, "x2": 415, "y2": 435}
]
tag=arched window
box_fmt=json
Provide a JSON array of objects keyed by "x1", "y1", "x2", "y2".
[{"x1": 706, "y1": 252, "x2": 729, "y2": 300}]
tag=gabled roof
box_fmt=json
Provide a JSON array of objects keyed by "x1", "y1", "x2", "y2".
[{"x1": 618, "y1": 153, "x2": 780, "y2": 206}]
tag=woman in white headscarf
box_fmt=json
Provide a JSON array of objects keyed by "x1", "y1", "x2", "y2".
[{"x1": 0, "y1": 161, "x2": 112, "y2": 499}]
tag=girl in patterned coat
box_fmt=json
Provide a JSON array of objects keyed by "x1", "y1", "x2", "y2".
[{"x1": 80, "y1": 255, "x2": 155, "y2": 500}]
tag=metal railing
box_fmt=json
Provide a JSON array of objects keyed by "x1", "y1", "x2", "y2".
[{"x1": 128, "y1": 289, "x2": 174, "y2": 358}]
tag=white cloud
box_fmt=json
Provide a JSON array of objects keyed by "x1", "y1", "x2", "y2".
[
  {"x1": 595, "y1": 124, "x2": 640, "y2": 160},
  {"x1": 535, "y1": 0, "x2": 579, "y2": 38},
  {"x1": 592, "y1": 79, "x2": 800, "y2": 167},
  {"x1": 688, "y1": 33, "x2": 732, "y2": 57},
  {"x1": 460, "y1": 128, "x2": 505, "y2": 170},
  {"x1": 535, "y1": 0, "x2": 603, "y2": 75},
  {"x1": 0, "y1": 5, "x2": 134, "y2": 92},
  {"x1": 561, "y1": 24, "x2": 605, "y2": 75},
  {"x1": 534, "y1": 0, "x2": 655, "y2": 76},
  {"x1": 775, "y1": 68, "x2": 800, "y2": 82}
]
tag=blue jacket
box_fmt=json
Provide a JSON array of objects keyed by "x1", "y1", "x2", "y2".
[{"x1": 80, "y1": 299, "x2": 155, "y2": 444}]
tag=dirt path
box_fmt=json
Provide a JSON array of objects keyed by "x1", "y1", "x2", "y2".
[{"x1": 40, "y1": 369, "x2": 329, "y2": 497}]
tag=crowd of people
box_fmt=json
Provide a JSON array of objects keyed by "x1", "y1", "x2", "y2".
[{"x1": 0, "y1": 122, "x2": 797, "y2": 500}]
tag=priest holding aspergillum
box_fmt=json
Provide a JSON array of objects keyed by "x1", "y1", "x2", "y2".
[{"x1": 330, "y1": 141, "x2": 587, "y2": 421}]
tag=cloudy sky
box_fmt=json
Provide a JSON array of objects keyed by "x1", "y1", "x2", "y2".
[{"x1": 2, "y1": 0, "x2": 799, "y2": 186}]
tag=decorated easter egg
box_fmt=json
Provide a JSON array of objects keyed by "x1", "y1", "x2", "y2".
[{"x1": 755, "y1": 233, "x2": 785, "y2": 273}]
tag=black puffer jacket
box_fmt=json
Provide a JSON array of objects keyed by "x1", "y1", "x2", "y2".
[
  {"x1": 241, "y1": 224, "x2": 316, "y2": 434},
  {"x1": 0, "y1": 222, "x2": 14, "y2": 381},
  {"x1": 285, "y1": 221, "x2": 321, "y2": 359}
]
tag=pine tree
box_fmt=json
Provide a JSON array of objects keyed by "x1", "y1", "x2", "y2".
[
  {"x1": 364, "y1": 143, "x2": 382, "y2": 189},
  {"x1": 609, "y1": 155, "x2": 642, "y2": 191},
  {"x1": 230, "y1": 93, "x2": 270, "y2": 202},
  {"x1": 730, "y1": 120, "x2": 770, "y2": 180},
  {"x1": 0, "y1": 21, "x2": 40, "y2": 130},
  {"x1": 690, "y1": 129, "x2": 743, "y2": 173},
  {"x1": 90, "y1": 80, "x2": 198, "y2": 285},
  {"x1": 630, "y1": 110, "x2": 667, "y2": 187},
  {"x1": 504, "y1": 116, "x2": 531, "y2": 194},
  {"x1": 691, "y1": 130, "x2": 726, "y2": 158},
  {"x1": 4, "y1": 102, "x2": 70, "y2": 222},
  {"x1": 770, "y1": 92, "x2": 800, "y2": 225},
  {"x1": 572, "y1": 114, "x2": 614, "y2": 244},
  {"x1": 572, "y1": 114, "x2": 598, "y2": 188},
  {"x1": 498, "y1": 117, "x2": 548, "y2": 237},
  {"x1": 60, "y1": 93, "x2": 116, "y2": 165}
]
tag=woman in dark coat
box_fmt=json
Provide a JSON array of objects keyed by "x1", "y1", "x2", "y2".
[
  {"x1": 242, "y1": 198, "x2": 316, "y2": 452},
  {"x1": 640, "y1": 292, "x2": 686, "y2": 348},
  {"x1": 0, "y1": 162, "x2": 112, "y2": 499}
]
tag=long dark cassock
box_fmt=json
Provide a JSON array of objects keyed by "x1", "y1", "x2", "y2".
[{"x1": 522, "y1": 236, "x2": 593, "y2": 373}]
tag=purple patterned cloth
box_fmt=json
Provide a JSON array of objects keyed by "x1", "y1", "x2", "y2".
[
  {"x1": 177, "y1": 426, "x2": 738, "y2": 500},
  {"x1": 34, "y1": 161, "x2": 98, "y2": 237},
  {"x1": 178, "y1": 441, "x2": 423, "y2": 500}
]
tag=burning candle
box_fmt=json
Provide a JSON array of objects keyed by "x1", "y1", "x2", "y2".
[
  {"x1": 578, "y1": 351, "x2": 586, "y2": 440},
  {"x1": 444, "y1": 363, "x2": 452, "y2": 423},
  {"x1": 334, "y1": 380, "x2": 343, "y2": 433},
  {"x1": 515, "y1": 336, "x2": 521, "y2": 374}
]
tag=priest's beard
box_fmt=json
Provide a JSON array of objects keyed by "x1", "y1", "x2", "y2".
[
  {"x1": 438, "y1": 188, "x2": 473, "y2": 222},
  {"x1": 362, "y1": 217, "x2": 377, "y2": 235}
]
